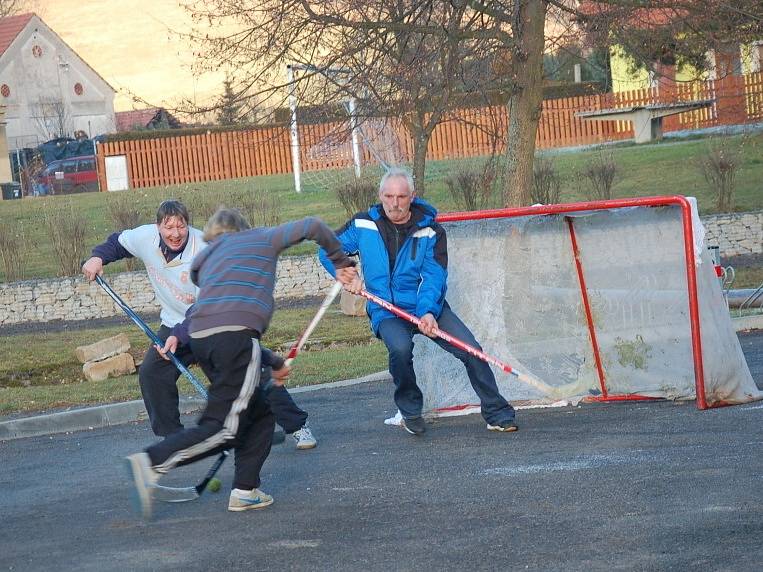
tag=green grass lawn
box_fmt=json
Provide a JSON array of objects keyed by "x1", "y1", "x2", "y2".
[
  {"x1": 0, "y1": 304, "x2": 387, "y2": 415},
  {"x1": 731, "y1": 267, "x2": 763, "y2": 289},
  {"x1": 1, "y1": 131, "x2": 762, "y2": 282},
  {"x1": 544, "y1": 133, "x2": 763, "y2": 211}
]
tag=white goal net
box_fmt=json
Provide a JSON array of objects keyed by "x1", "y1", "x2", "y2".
[
  {"x1": 412, "y1": 197, "x2": 761, "y2": 415},
  {"x1": 296, "y1": 110, "x2": 407, "y2": 193},
  {"x1": 293, "y1": 103, "x2": 502, "y2": 193}
]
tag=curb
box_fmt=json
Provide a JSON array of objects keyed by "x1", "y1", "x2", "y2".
[
  {"x1": 732, "y1": 314, "x2": 763, "y2": 332},
  {"x1": 0, "y1": 371, "x2": 391, "y2": 441}
]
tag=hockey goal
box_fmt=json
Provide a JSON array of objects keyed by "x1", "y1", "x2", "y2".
[{"x1": 411, "y1": 195, "x2": 760, "y2": 415}]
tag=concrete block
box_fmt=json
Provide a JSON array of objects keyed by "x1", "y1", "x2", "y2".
[
  {"x1": 340, "y1": 289, "x2": 367, "y2": 317},
  {"x1": 75, "y1": 333, "x2": 131, "y2": 364},
  {"x1": 82, "y1": 352, "x2": 136, "y2": 382}
]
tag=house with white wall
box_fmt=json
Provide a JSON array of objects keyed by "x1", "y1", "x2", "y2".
[{"x1": 0, "y1": 13, "x2": 116, "y2": 150}]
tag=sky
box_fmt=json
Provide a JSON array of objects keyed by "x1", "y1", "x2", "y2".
[{"x1": 35, "y1": 0, "x2": 226, "y2": 112}]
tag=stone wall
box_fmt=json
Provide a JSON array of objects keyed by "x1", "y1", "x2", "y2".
[
  {"x1": 0, "y1": 255, "x2": 334, "y2": 326},
  {"x1": 1, "y1": 211, "x2": 761, "y2": 326},
  {"x1": 702, "y1": 211, "x2": 763, "y2": 258}
]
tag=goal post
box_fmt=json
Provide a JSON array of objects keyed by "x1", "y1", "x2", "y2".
[
  {"x1": 286, "y1": 64, "x2": 366, "y2": 193},
  {"x1": 286, "y1": 63, "x2": 511, "y2": 196},
  {"x1": 286, "y1": 64, "x2": 303, "y2": 193},
  {"x1": 411, "y1": 195, "x2": 761, "y2": 416}
]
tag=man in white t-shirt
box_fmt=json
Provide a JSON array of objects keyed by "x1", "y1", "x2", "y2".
[{"x1": 82, "y1": 200, "x2": 318, "y2": 449}]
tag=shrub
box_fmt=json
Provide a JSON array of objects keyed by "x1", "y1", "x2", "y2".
[
  {"x1": 185, "y1": 193, "x2": 220, "y2": 227},
  {"x1": 43, "y1": 200, "x2": 88, "y2": 276},
  {"x1": 107, "y1": 193, "x2": 144, "y2": 271},
  {"x1": 445, "y1": 160, "x2": 498, "y2": 211},
  {"x1": 531, "y1": 157, "x2": 562, "y2": 205},
  {"x1": 235, "y1": 188, "x2": 282, "y2": 227},
  {"x1": 581, "y1": 152, "x2": 617, "y2": 200},
  {"x1": 698, "y1": 144, "x2": 738, "y2": 212},
  {"x1": 335, "y1": 178, "x2": 378, "y2": 217},
  {"x1": 0, "y1": 222, "x2": 27, "y2": 282},
  {"x1": 186, "y1": 188, "x2": 282, "y2": 230}
]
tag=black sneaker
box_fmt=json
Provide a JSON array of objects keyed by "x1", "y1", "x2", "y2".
[
  {"x1": 487, "y1": 419, "x2": 519, "y2": 432},
  {"x1": 402, "y1": 416, "x2": 426, "y2": 435}
]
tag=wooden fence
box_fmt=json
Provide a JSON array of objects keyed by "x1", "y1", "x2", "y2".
[{"x1": 97, "y1": 72, "x2": 763, "y2": 191}]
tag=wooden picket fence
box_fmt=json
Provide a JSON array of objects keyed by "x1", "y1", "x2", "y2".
[{"x1": 97, "y1": 72, "x2": 763, "y2": 191}]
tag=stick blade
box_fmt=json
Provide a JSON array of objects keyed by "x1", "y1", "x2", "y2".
[{"x1": 152, "y1": 484, "x2": 200, "y2": 503}]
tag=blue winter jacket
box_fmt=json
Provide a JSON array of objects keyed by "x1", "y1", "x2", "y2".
[{"x1": 319, "y1": 197, "x2": 448, "y2": 335}]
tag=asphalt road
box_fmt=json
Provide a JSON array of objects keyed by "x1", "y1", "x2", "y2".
[{"x1": 2, "y1": 332, "x2": 763, "y2": 572}]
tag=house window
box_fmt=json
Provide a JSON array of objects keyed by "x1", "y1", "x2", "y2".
[
  {"x1": 74, "y1": 83, "x2": 83, "y2": 95},
  {"x1": 32, "y1": 45, "x2": 43, "y2": 58},
  {"x1": 0, "y1": 84, "x2": 9, "y2": 97}
]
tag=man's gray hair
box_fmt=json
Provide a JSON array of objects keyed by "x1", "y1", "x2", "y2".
[
  {"x1": 379, "y1": 168, "x2": 415, "y2": 195},
  {"x1": 203, "y1": 207, "x2": 251, "y2": 242}
]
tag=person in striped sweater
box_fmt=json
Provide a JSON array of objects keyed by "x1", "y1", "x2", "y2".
[{"x1": 125, "y1": 208, "x2": 357, "y2": 519}]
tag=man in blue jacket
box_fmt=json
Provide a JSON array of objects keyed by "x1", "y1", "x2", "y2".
[{"x1": 320, "y1": 168, "x2": 517, "y2": 435}]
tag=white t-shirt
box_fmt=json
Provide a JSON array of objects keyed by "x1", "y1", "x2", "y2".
[{"x1": 118, "y1": 224, "x2": 206, "y2": 327}]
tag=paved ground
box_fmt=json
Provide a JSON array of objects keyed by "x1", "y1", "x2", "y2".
[{"x1": 2, "y1": 332, "x2": 763, "y2": 571}]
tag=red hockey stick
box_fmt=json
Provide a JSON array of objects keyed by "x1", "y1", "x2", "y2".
[{"x1": 358, "y1": 289, "x2": 555, "y2": 395}]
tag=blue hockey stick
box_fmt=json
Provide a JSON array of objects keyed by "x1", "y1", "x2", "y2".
[{"x1": 94, "y1": 274, "x2": 208, "y2": 399}]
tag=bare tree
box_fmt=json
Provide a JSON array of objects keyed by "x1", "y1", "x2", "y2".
[
  {"x1": 183, "y1": 1, "x2": 500, "y2": 195},
  {"x1": 455, "y1": 0, "x2": 762, "y2": 204},
  {"x1": 33, "y1": 97, "x2": 71, "y2": 140},
  {"x1": 490, "y1": 0, "x2": 549, "y2": 206},
  {"x1": 577, "y1": 1, "x2": 763, "y2": 81},
  {"x1": 182, "y1": 1, "x2": 761, "y2": 205},
  {"x1": 0, "y1": 0, "x2": 28, "y2": 18}
]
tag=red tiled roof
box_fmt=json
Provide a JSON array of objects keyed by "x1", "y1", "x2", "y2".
[
  {"x1": 0, "y1": 12, "x2": 33, "y2": 57},
  {"x1": 115, "y1": 108, "x2": 160, "y2": 132}
]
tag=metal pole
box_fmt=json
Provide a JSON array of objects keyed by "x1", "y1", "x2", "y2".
[
  {"x1": 15, "y1": 148, "x2": 23, "y2": 195},
  {"x1": 287, "y1": 65, "x2": 302, "y2": 193},
  {"x1": 348, "y1": 97, "x2": 362, "y2": 179}
]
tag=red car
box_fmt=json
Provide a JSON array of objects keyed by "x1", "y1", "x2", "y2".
[{"x1": 34, "y1": 155, "x2": 98, "y2": 195}]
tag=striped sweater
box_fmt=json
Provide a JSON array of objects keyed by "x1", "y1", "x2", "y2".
[{"x1": 185, "y1": 217, "x2": 353, "y2": 338}]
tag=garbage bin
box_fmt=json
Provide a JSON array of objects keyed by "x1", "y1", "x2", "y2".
[{"x1": 1, "y1": 182, "x2": 22, "y2": 200}]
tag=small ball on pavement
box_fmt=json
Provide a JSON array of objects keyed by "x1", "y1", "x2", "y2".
[{"x1": 207, "y1": 478, "x2": 222, "y2": 493}]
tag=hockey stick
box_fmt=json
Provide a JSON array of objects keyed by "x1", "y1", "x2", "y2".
[
  {"x1": 152, "y1": 281, "x2": 342, "y2": 503},
  {"x1": 152, "y1": 449, "x2": 231, "y2": 503},
  {"x1": 284, "y1": 281, "x2": 343, "y2": 366},
  {"x1": 94, "y1": 275, "x2": 208, "y2": 399},
  {"x1": 358, "y1": 289, "x2": 556, "y2": 396},
  {"x1": 154, "y1": 430, "x2": 293, "y2": 501}
]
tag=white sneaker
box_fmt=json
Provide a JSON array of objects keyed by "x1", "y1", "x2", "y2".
[
  {"x1": 292, "y1": 426, "x2": 317, "y2": 450},
  {"x1": 228, "y1": 488, "x2": 274, "y2": 512},
  {"x1": 124, "y1": 452, "x2": 160, "y2": 520}
]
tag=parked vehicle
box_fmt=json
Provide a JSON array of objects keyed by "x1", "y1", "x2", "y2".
[{"x1": 34, "y1": 155, "x2": 98, "y2": 195}]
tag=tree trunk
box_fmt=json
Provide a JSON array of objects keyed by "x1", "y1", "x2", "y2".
[
  {"x1": 502, "y1": 0, "x2": 547, "y2": 207},
  {"x1": 410, "y1": 131, "x2": 429, "y2": 196}
]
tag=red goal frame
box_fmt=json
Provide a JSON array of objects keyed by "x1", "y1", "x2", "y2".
[{"x1": 437, "y1": 195, "x2": 710, "y2": 409}]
